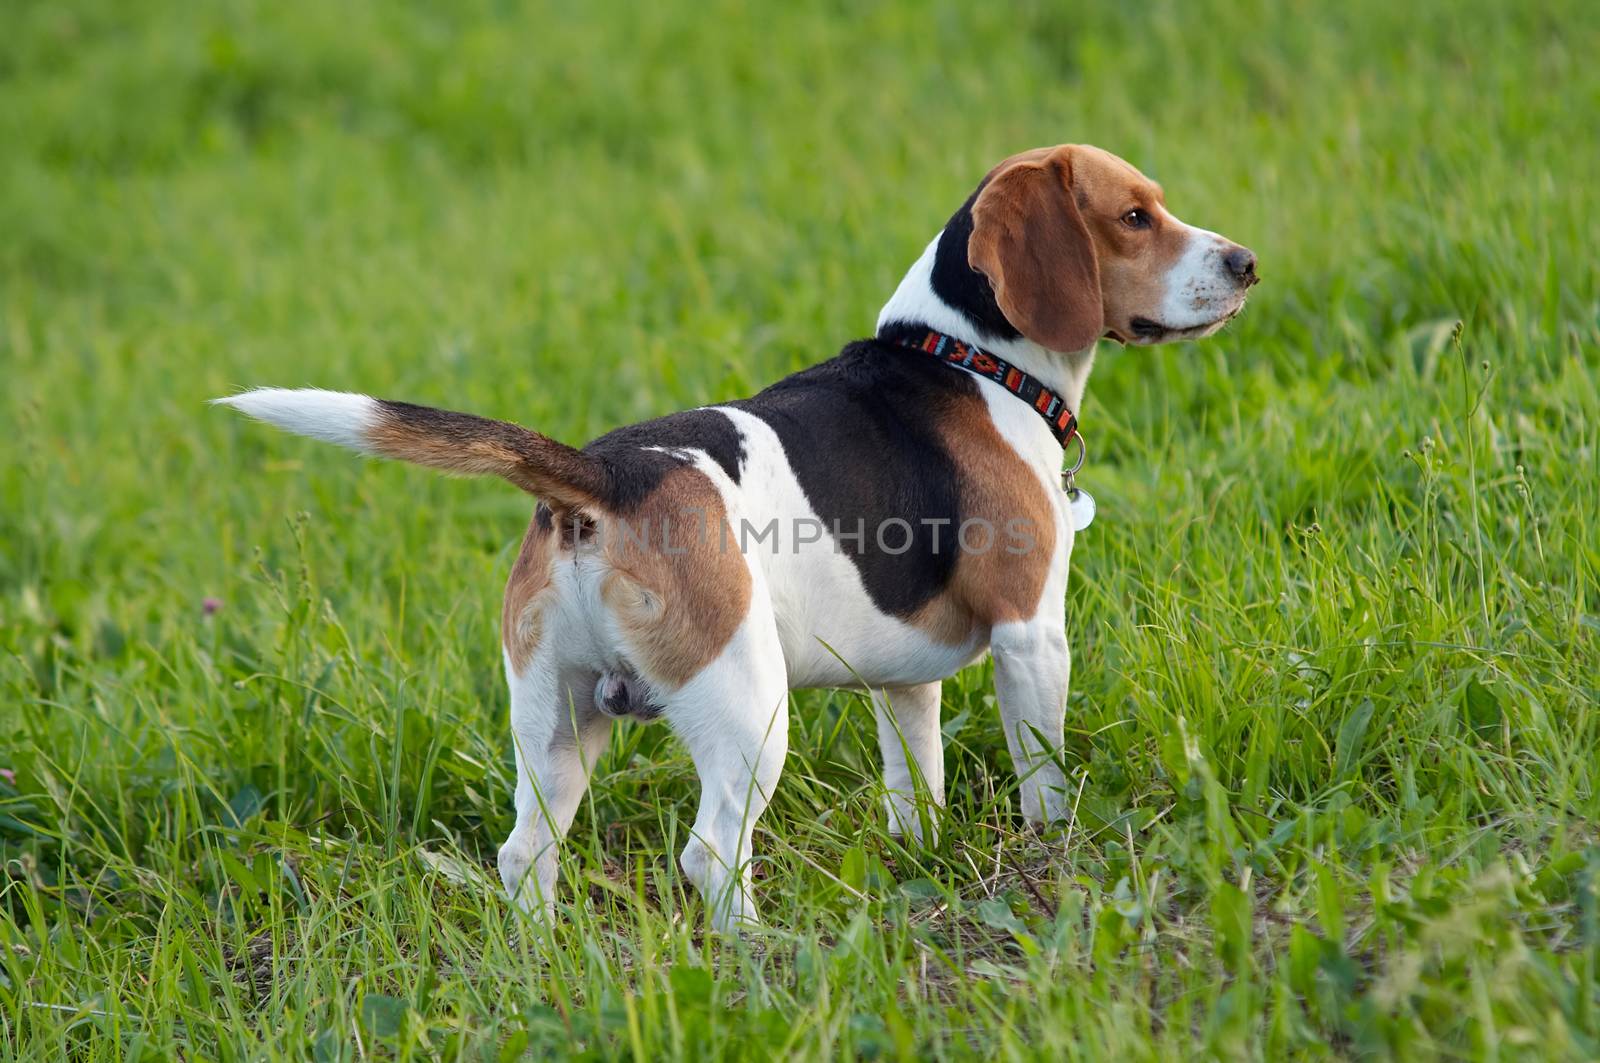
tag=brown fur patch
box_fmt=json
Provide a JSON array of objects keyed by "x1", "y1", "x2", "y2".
[
  {"x1": 969, "y1": 144, "x2": 1193, "y2": 347},
  {"x1": 502, "y1": 510, "x2": 558, "y2": 675},
  {"x1": 911, "y1": 392, "x2": 1058, "y2": 644},
  {"x1": 969, "y1": 147, "x2": 1103, "y2": 354},
  {"x1": 599, "y1": 466, "x2": 752, "y2": 688},
  {"x1": 366, "y1": 400, "x2": 609, "y2": 515},
  {"x1": 1066, "y1": 146, "x2": 1190, "y2": 339}
]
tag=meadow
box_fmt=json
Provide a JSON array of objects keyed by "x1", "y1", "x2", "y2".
[{"x1": 3, "y1": 0, "x2": 1599, "y2": 1058}]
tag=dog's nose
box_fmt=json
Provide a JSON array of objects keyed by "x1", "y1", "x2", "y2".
[{"x1": 1223, "y1": 246, "x2": 1258, "y2": 287}]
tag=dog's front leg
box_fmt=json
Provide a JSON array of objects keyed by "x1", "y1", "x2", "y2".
[{"x1": 990, "y1": 619, "x2": 1071, "y2": 824}]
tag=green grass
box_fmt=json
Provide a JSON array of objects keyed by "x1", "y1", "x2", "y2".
[{"x1": 3, "y1": 0, "x2": 1599, "y2": 1057}]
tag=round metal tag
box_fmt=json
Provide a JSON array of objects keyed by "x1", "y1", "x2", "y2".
[{"x1": 1066, "y1": 487, "x2": 1096, "y2": 531}]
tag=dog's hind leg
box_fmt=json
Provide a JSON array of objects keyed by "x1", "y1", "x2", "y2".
[
  {"x1": 661, "y1": 609, "x2": 789, "y2": 932},
  {"x1": 496, "y1": 657, "x2": 612, "y2": 922},
  {"x1": 873, "y1": 681, "x2": 945, "y2": 844}
]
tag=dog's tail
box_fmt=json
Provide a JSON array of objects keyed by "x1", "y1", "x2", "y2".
[{"x1": 212, "y1": 388, "x2": 610, "y2": 513}]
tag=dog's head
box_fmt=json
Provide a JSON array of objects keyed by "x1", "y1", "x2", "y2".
[{"x1": 967, "y1": 144, "x2": 1256, "y2": 351}]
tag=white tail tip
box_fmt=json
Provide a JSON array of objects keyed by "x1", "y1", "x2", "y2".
[{"x1": 212, "y1": 388, "x2": 380, "y2": 451}]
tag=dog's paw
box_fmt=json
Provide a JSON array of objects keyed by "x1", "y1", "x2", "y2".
[
  {"x1": 681, "y1": 837, "x2": 761, "y2": 932},
  {"x1": 1018, "y1": 776, "x2": 1071, "y2": 827},
  {"x1": 497, "y1": 835, "x2": 557, "y2": 920},
  {"x1": 706, "y1": 890, "x2": 762, "y2": 935},
  {"x1": 497, "y1": 837, "x2": 533, "y2": 894},
  {"x1": 883, "y1": 792, "x2": 941, "y2": 846}
]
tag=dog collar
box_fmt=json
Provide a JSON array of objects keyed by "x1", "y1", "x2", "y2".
[{"x1": 885, "y1": 327, "x2": 1080, "y2": 449}]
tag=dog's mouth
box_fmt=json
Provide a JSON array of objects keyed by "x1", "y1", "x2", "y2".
[{"x1": 1110, "y1": 305, "x2": 1243, "y2": 345}]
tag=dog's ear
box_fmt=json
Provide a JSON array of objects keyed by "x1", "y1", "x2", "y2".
[{"x1": 968, "y1": 146, "x2": 1103, "y2": 353}]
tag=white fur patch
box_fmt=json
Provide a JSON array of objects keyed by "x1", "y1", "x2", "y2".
[
  {"x1": 876, "y1": 235, "x2": 980, "y2": 345},
  {"x1": 875, "y1": 231, "x2": 1098, "y2": 407},
  {"x1": 1158, "y1": 225, "x2": 1240, "y2": 332},
  {"x1": 212, "y1": 388, "x2": 379, "y2": 451}
]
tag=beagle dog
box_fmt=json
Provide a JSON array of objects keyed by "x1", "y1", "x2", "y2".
[{"x1": 217, "y1": 144, "x2": 1256, "y2": 930}]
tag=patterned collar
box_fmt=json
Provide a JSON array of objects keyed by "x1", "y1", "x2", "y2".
[{"x1": 883, "y1": 326, "x2": 1080, "y2": 448}]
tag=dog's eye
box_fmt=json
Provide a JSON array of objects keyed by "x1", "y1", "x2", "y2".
[{"x1": 1120, "y1": 209, "x2": 1150, "y2": 230}]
